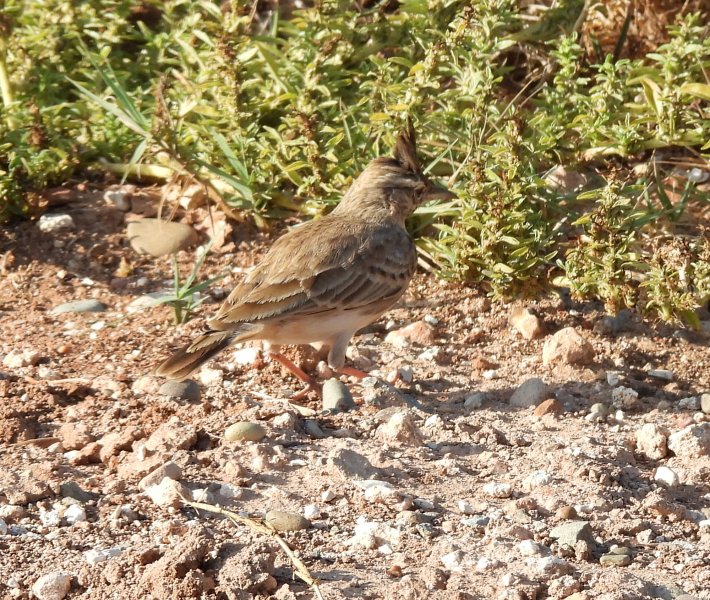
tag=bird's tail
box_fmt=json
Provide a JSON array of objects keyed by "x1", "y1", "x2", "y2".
[{"x1": 155, "y1": 324, "x2": 258, "y2": 380}]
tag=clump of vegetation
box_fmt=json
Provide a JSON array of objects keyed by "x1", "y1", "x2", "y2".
[{"x1": 1, "y1": 0, "x2": 708, "y2": 325}]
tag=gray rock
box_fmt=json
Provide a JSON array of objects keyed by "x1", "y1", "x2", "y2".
[
  {"x1": 159, "y1": 379, "x2": 201, "y2": 402},
  {"x1": 464, "y1": 392, "x2": 486, "y2": 409},
  {"x1": 510, "y1": 378, "x2": 548, "y2": 408},
  {"x1": 327, "y1": 448, "x2": 381, "y2": 480},
  {"x1": 303, "y1": 419, "x2": 327, "y2": 439},
  {"x1": 265, "y1": 510, "x2": 310, "y2": 532},
  {"x1": 51, "y1": 299, "x2": 107, "y2": 316},
  {"x1": 701, "y1": 393, "x2": 710, "y2": 415},
  {"x1": 648, "y1": 369, "x2": 673, "y2": 381},
  {"x1": 225, "y1": 422, "x2": 267, "y2": 442},
  {"x1": 322, "y1": 378, "x2": 356, "y2": 413},
  {"x1": 549, "y1": 521, "x2": 595, "y2": 548},
  {"x1": 59, "y1": 481, "x2": 94, "y2": 504},
  {"x1": 594, "y1": 309, "x2": 634, "y2": 335},
  {"x1": 126, "y1": 218, "x2": 198, "y2": 257},
  {"x1": 360, "y1": 377, "x2": 405, "y2": 408}
]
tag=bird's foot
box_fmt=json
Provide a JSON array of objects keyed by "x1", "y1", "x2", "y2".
[{"x1": 268, "y1": 351, "x2": 322, "y2": 398}]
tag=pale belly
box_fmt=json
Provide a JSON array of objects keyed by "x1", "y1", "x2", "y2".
[{"x1": 259, "y1": 308, "x2": 384, "y2": 346}]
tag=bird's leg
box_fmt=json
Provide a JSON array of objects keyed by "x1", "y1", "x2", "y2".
[
  {"x1": 268, "y1": 351, "x2": 322, "y2": 399},
  {"x1": 337, "y1": 366, "x2": 370, "y2": 379}
]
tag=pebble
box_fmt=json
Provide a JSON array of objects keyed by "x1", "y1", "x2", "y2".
[
  {"x1": 377, "y1": 412, "x2": 424, "y2": 446},
  {"x1": 600, "y1": 552, "x2": 632, "y2": 567},
  {"x1": 678, "y1": 396, "x2": 699, "y2": 411},
  {"x1": 3, "y1": 349, "x2": 41, "y2": 368},
  {"x1": 50, "y1": 299, "x2": 107, "y2": 315},
  {"x1": 464, "y1": 392, "x2": 486, "y2": 409},
  {"x1": 533, "y1": 398, "x2": 562, "y2": 417},
  {"x1": 518, "y1": 540, "x2": 546, "y2": 556},
  {"x1": 648, "y1": 369, "x2": 673, "y2": 381},
  {"x1": 59, "y1": 481, "x2": 94, "y2": 503},
  {"x1": 612, "y1": 386, "x2": 639, "y2": 408},
  {"x1": 64, "y1": 504, "x2": 87, "y2": 525},
  {"x1": 594, "y1": 309, "x2": 633, "y2": 335},
  {"x1": 230, "y1": 347, "x2": 261, "y2": 366},
  {"x1": 635, "y1": 423, "x2": 669, "y2": 460},
  {"x1": 103, "y1": 185, "x2": 135, "y2": 211},
  {"x1": 31, "y1": 572, "x2": 72, "y2": 600},
  {"x1": 440, "y1": 550, "x2": 466, "y2": 572},
  {"x1": 265, "y1": 510, "x2": 311, "y2": 532},
  {"x1": 606, "y1": 371, "x2": 621, "y2": 386},
  {"x1": 522, "y1": 470, "x2": 551, "y2": 491},
  {"x1": 303, "y1": 419, "x2": 326, "y2": 439},
  {"x1": 532, "y1": 556, "x2": 572, "y2": 576},
  {"x1": 555, "y1": 506, "x2": 578, "y2": 520},
  {"x1": 126, "y1": 218, "x2": 198, "y2": 257},
  {"x1": 225, "y1": 422, "x2": 267, "y2": 442},
  {"x1": 303, "y1": 504, "x2": 321, "y2": 520},
  {"x1": 384, "y1": 321, "x2": 436, "y2": 347},
  {"x1": 550, "y1": 521, "x2": 594, "y2": 547},
  {"x1": 84, "y1": 547, "x2": 123, "y2": 566},
  {"x1": 542, "y1": 327, "x2": 594, "y2": 366},
  {"x1": 199, "y1": 367, "x2": 224, "y2": 386},
  {"x1": 139, "y1": 461, "x2": 183, "y2": 491},
  {"x1": 586, "y1": 403, "x2": 608, "y2": 422},
  {"x1": 483, "y1": 482, "x2": 512, "y2": 498},
  {"x1": 701, "y1": 393, "x2": 710, "y2": 414},
  {"x1": 158, "y1": 379, "x2": 201, "y2": 402},
  {"x1": 321, "y1": 490, "x2": 337, "y2": 502},
  {"x1": 38, "y1": 213, "x2": 75, "y2": 233},
  {"x1": 668, "y1": 423, "x2": 710, "y2": 458},
  {"x1": 510, "y1": 378, "x2": 548, "y2": 408},
  {"x1": 509, "y1": 307, "x2": 546, "y2": 340},
  {"x1": 0, "y1": 518, "x2": 7, "y2": 535},
  {"x1": 144, "y1": 477, "x2": 188, "y2": 508},
  {"x1": 321, "y1": 378, "x2": 356, "y2": 413}
]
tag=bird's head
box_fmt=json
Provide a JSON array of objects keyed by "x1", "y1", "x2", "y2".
[{"x1": 336, "y1": 120, "x2": 456, "y2": 222}]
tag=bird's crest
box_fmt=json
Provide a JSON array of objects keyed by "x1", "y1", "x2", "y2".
[{"x1": 393, "y1": 118, "x2": 421, "y2": 175}]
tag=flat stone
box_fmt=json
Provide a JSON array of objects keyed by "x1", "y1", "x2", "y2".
[
  {"x1": 51, "y1": 299, "x2": 107, "y2": 315},
  {"x1": 158, "y1": 379, "x2": 201, "y2": 402},
  {"x1": 322, "y1": 378, "x2": 356, "y2": 413},
  {"x1": 126, "y1": 218, "x2": 198, "y2": 257},
  {"x1": 510, "y1": 377, "x2": 548, "y2": 408},
  {"x1": 550, "y1": 521, "x2": 594, "y2": 548},
  {"x1": 600, "y1": 553, "x2": 632, "y2": 567},
  {"x1": 648, "y1": 369, "x2": 674, "y2": 381},
  {"x1": 139, "y1": 461, "x2": 183, "y2": 491},
  {"x1": 327, "y1": 448, "x2": 381, "y2": 480},
  {"x1": 264, "y1": 510, "x2": 311, "y2": 532}
]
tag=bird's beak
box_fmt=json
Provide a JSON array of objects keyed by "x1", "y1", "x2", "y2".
[{"x1": 424, "y1": 181, "x2": 456, "y2": 201}]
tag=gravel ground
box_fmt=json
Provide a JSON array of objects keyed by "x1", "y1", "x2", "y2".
[{"x1": 0, "y1": 186, "x2": 709, "y2": 600}]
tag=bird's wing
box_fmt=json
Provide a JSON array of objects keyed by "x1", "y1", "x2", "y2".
[{"x1": 208, "y1": 217, "x2": 416, "y2": 330}]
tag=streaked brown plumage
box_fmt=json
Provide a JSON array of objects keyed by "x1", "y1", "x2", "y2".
[{"x1": 155, "y1": 121, "x2": 455, "y2": 383}]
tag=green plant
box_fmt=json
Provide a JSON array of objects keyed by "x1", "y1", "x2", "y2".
[{"x1": 155, "y1": 243, "x2": 225, "y2": 324}]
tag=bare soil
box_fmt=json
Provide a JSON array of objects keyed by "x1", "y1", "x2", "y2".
[{"x1": 0, "y1": 187, "x2": 708, "y2": 600}]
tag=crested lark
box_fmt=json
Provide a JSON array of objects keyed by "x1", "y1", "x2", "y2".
[{"x1": 156, "y1": 121, "x2": 455, "y2": 390}]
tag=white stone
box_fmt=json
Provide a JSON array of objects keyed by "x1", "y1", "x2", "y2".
[
  {"x1": 441, "y1": 550, "x2": 466, "y2": 572},
  {"x1": 518, "y1": 540, "x2": 545, "y2": 556},
  {"x1": 303, "y1": 504, "x2": 321, "y2": 520},
  {"x1": 654, "y1": 466, "x2": 680, "y2": 487},
  {"x1": 482, "y1": 482, "x2": 512, "y2": 498},
  {"x1": 321, "y1": 490, "x2": 337, "y2": 502},
  {"x1": 347, "y1": 516, "x2": 401, "y2": 550},
  {"x1": 64, "y1": 505, "x2": 87, "y2": 525},
  {"x1": 230, "y1": 347, "x2": 261, "y2": 366},
  {"x1": 668, "y1": 423, "x2": 710, "y2": 458},
  {"x1": 39, "y1": 508, "x2": 61, "y2": 527},
  {"x1": 31, "y1": 572, "x2": 72, "y2": 600},
  {"x1": 523, "y1": 470, "x2": 551, "y2": 491},
  {"x1": 510, "y1": 378, "x2": 547, "y2": 408},
  {"x1": 84, "y1": 547, "x2": 123, "y2": 565},
  {"x1": 38, "y1": 214, "x2": 75, "y2": 233},
  {"x1": 199, "y1": 367, "x2": 224, "y2": 386},
  {"x1": 457, "y1": 500, "x2": 476, "y2": 515}
]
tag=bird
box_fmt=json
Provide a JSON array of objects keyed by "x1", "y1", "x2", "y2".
[{"x1": 155, "y1": 120, "x2": 455, "y2": 395}]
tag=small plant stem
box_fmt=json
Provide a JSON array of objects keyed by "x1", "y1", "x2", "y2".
[{"x1": 0, "y1": 38, "x2": 16, "y2": 128}]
